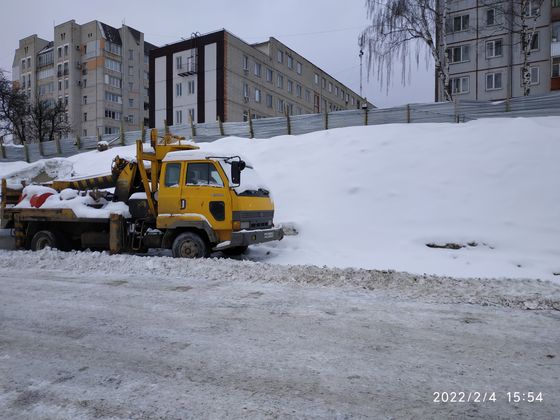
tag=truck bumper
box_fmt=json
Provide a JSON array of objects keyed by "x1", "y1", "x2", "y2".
[{"x1": 230, "y1": 227, "x2": 284, "y2": 247}]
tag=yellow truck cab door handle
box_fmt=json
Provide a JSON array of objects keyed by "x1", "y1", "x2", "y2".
[{"x1": 180, "y1": 199, "x2": 186, "y2": 209}]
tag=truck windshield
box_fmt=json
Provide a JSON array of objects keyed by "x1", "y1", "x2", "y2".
[{"x1": 218, "y1": 160, "x2": 270, "y2": 197}]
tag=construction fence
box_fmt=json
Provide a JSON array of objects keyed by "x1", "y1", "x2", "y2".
[{"x1": 1, "y1": 92, "x2": 559, "y2": 163}]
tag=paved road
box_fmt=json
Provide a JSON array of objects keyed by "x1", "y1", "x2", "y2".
[{"x1": 0, "y1": 265, "x2": 559, "y2": 419}]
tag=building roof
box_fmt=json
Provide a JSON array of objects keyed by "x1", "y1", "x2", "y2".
[{"x1": 99, "y1": 22, "x2": 122, "y2": 44}]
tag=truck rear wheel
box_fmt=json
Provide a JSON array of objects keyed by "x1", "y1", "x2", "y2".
[
  {"x1": 172, "y1": 232, "x2": 208, "y2": 258},
  {"x1": 30, "y1": 230, "x2": 59, "y2": 251}
]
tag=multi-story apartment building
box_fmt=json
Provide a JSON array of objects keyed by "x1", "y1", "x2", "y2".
[
  {"x1": 149, "y1": 30, "x2": 371, "y2": 127},
  {"x1": 437, "y1": 0, "x2": 560, "y2": 101},
  {"x1": 12, "y1": 20, "x2": 154, "y2": 138}
]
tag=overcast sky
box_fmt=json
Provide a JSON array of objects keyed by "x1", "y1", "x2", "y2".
[{"x1": 0, "y1": 0, "x2": 435, "y2": 108}]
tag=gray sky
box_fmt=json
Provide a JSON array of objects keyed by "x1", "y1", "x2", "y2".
[{"x1": 0, "y1": 0, "x2": 435, "y2": 108}]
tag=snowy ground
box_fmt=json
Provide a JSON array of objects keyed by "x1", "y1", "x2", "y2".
[
  {"x1": 1, "y1": 117, "x2": 559, "y2": 281},
  {"x1": 0, "y1": 250, "x2": 559, "y2": 419}
]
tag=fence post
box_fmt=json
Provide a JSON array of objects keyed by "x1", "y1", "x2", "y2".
[
  {"x1": 0, "y1": 137, "x2": 5, "y2": 159},
  {"x1": 454, "y1": 98, "x2": 459, "y2": 123},
  {"x1": 141, "y1": 121, "x2": 146, "y2": 143},
  {"x1": 363, "y1": 106, "x2": 369, "y2": 126},
  {"x1": 120, "y1": 120, "x2": 125, "y2": 145},
  {"x1": 75, "y1": 134, "x2": 81, "y2": 150},
  {"x1": 285, "y1": 106, "x2": 291, "y2": 135},
  {"x1": 217, "y1": 116, "x2": 225, "y2": 136},
  {"x1": 55, "y1": 137, "x2": 62, "y2": 155},
  {"x1": 23, "y1": 144, "x2": 30, "y2": 163},
  {"x1": 324, "y1": 109, "x2": 329, "y2": 130},
  {"x1": 97, "y1": 127, "x2": 101, "y2": 144},
  {"x1": 505, "y1": 97, "x2": 511, "y2": 113},
  {"x1": 406, "y1": 104, "x2": 411, "y2": 123},
  {"x1": 38, "y1": 140, "x2": 44, "y2": 157},
  {"x1": 248, "y1": 109, "x2": 254, "y2": 139},
  {"x1": 189, "y1": 113, "x2": 196, "y2": 139}
]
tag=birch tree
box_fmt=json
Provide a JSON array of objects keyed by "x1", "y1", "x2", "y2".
[{"x1": 361, "y1": 0, "x2": 452, "y2": 101}]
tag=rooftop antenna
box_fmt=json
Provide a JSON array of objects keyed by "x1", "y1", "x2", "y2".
[{"x1": 359, "y1": 34, "x2": 365, "y2": 98}]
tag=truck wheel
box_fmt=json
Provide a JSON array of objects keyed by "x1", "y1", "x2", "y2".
[
  {"x1": 172, "y1": 232, "x2": 208, "y2": 258},
  {"x1": 30, "y1": 230, "x2": 59, "y2": 251},
  {"x1": 222, "y1": 246, "x2": 248, "y2": 256}
]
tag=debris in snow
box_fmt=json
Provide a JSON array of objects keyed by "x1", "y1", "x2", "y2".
[{"x1": 426, "y1": 242, "x2": 464, "y2": 250}]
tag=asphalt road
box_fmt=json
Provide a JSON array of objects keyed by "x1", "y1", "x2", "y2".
[{"x1": 0, "y1": 261, "x2": 559, "y2": 419}]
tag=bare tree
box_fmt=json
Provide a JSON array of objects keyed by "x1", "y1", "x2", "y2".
[
  {"x1": 0, "y1": 69, "x2": 30, "y2": 144},
  {"x1": 481, "y1": 0, "x2": 545, "y2": 96},
  {"x1": 29, "y1": 96, "x2": 71, "y2": 142},
  {"x1": 361, "y1": 0, "x2": 452, "y2": 101}
]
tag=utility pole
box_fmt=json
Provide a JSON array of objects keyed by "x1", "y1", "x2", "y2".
[{"x1": 359, "y1": 34, "x2": 365, "y2": 98}]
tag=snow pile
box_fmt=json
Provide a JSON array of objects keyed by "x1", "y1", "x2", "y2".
[
  {"x1": 0, "y1": 248, "x2": 559, "y2": 309},
  {"x1": 16, "y1": 185, "x2": 131, "y2": 219},
  {"x1": 1, "y1": 117, "x2": 559, "y2": 280}
]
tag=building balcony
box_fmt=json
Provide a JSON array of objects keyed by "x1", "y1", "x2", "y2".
[{"x1": 552, "y1": 41, "x2": 560, "y2": 57}]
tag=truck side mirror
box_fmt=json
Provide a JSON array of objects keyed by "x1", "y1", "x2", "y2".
[{"x1": 231, "y1": 160, "x2": 246, "y2": 185}]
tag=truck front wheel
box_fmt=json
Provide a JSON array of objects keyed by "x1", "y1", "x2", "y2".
[
  {"x1": 30, "y1": 230, "x2": 59, "y2": 251},
  {"x1": 172, "y1": 232, "x2": 209, "y2": 258}
]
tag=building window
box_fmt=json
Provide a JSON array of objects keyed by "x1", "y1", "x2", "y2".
[
  {"x1": 105, "y1": 58, "x2": 122, "y2": 73},
  {"x1": 287, "y1": 55, "x2": 293, "y2": 69},
  {"x1": 524, "y1": 66, "x2": 540, "y2": 85},
  {"x1": 266, "y1": 94, "x2": 273, "y2": 108},
  {"x1": 335, "y1": 86, "x2": 339, "y2": 96},
  {"x1": 58, "y1": 80, "x2": 62, "y2": 91},
  {"x1": 486, "y1": 8, "x2": 497, "y2": 26},
  {"x1": 129, "y1": 98, "x2": 134, "y2": 107},
  {"x1": 105, "y1": 92, "x2": 123, "y2": 103},
  {"x1": 276, "y1": 98, "x2": 284, "y2": 113},
  {"x1": 64, "y1": 45, "x2": 68, "y2": 56},
  {"x1": 187, "y1": 80, "x2": 195, "y2": 95},
  {"x1": 129, "y1": 82, "x2": 134, "y2": 91},
  {"x1": 64, "y1": 78, "x2": 69, "y2": 89},
  {"x1": 328, "y1": 82, "x2": 333, "y2": 93},
  {"x1": 83, "y1": 112, "x2": 87, "y2": 121},
  {"x1": 530, "y1": 32, "x2": 539, "y2": 50},
  {"x1": 287, "y1": 80, "x2": 293, "y2": 94},
  {"x1": 105, "y1": 42, "x2": 122, "y2": 55},
  {"x1": 485, "y1": 72, "x2": 502, "y2": 90},
  {"x1": 305, "y1": 89, "x2": 311, "y2": 102},
  {"x1": 452, "y1": 14, "x2": 470, "y2": 32},
  {"x1": 27, "y1": 57, "x2": 31, "y2": 68},
  {"x1": 243, "y1": 55, "x2": 248, "y2": 71},
  {"x1": 63, "y1": 62, "x2": 69, "y2": 76},
  {"x1": 297, "y1": 61, "x2": 302, "y2": 75},
  {"x1": 64, "y1": 95, "x2": 68, "y2": 105},
  {"x1": 83, "y1": 79, "x2": 87, "y2": 88},
  {"x1": 243, "y1": 82, "x2": 249, "y2": 99},
  {"x1": 21, "y1": 59, "x2": 25, "y2": 70},
  {"x1": 451, "y1": 76, "x2": 470, "y2": 94},
  {"x1": 128, "y1": 66, "x2": 134, "y2": 76},
  {"x1": 176, "y1": 110, "x2": 183, "y2": 125},
  {"x1": 255, "y1": 88, "x2": 261, "y2": 103},
  {"x1": 254, "y1": 62, "x2": 261, "y2": 77},
  {"x1": 83, "y1": 95, "x2": 87, "y2": 104},
  {"x1": 176, "y1": 82, "x2": 182, "y2": 97},
  {"x1": 553, "y1": 57, "x2": 560, "y2": 78},
  {"x1": 277, "y1": 74, "x2": 284, "y2": 89},
  {"x1": 105, "y1": 109, "x2": 122, "y2": 120},
  {"x1": 277, "y1": 50, "x2": 284, "y2": 63},
  {"x1": 525, "y1": 0, "x2": 541, "y2": 17},
  {"x1": 58, "y1": 47, "x2": 62, "y2": 58},
  {"x1": 188, "y1": 108, "x2": 195, "y2": 121},
  {"x1": 129, "y1": 49, "x2": 134, "y2": 60},
  {"x1": 447, "y1": 45, "x2": 470, "y2": 63},
  {"x1": 83, "y1": 129, "x2": 87, "y2": 137},
  {"x1": 314, "y1": 73, "x2": 319, "y2": 85},
  {"x1": 296, "y1": 84, "x2": 302, "y2": 98},
  {"x1": 322, "y1": 77, "x2": 326, "y2": 89},
  {"x1": 486, "y1": 39, "x2": 503, "y2": 58},
  {"x1": 104, "y1": 74, "x2": 122, "y2": 88},
  {"x1": 266, "y1": 68, "x2": 273, "y2": 83}
]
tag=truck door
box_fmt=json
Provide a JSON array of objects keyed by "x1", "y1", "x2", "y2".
[
  {"x1": 157, "y1": 161, "x2": 184, "y2": 215},
  {"x1": 182, "y1": 161, "x2": 232, "y2": 232}
]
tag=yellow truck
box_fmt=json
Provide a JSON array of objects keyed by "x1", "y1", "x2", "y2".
[{"x1": 0, "y1": 130, "x2": 283, "y2": 257}]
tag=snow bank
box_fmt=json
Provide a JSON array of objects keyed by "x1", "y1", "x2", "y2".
[{"x1": 1, "y1": 117, "x2": 559, "y2": 280}]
